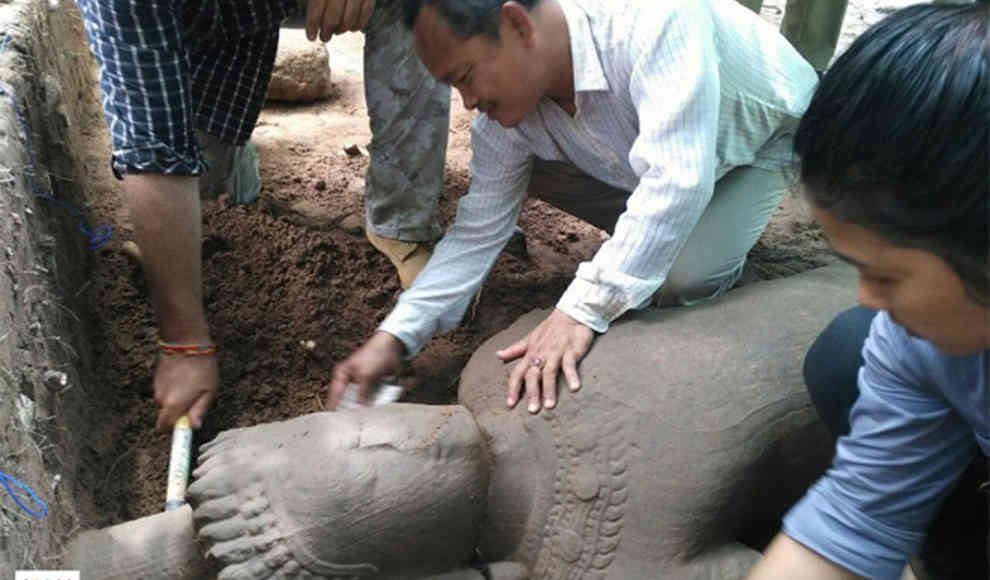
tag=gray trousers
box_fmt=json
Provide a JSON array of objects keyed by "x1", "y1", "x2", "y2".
[
  {"x1": 203, "y1": 0, "x2": 450, "y2": 241},
  {"x1": 362, "y1": 0, "x2": 450, "y2": 243},
  {"x1": 528, "y1": 160, "x2": 789, "y2": 305}
]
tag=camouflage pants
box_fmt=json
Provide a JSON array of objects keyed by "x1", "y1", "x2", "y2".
[
  {"x1": 362, "y1": 0, "x2": 450, "y2": 243},
  {"x1": 736, "y1": 0, "x2": 849, "y2": 71},
  {"x1": 737, "y1": 0, "x2": 979, "y2": 71},
  {"x1": 204, "y1": 0, "x2": 450, "y2": 238}
]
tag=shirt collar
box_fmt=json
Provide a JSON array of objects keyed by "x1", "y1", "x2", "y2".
[{"x1": 558, "y1": 0, "x2": 610, "y2": 93}]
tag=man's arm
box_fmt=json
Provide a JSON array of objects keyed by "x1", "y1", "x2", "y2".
[
  {"x1": 126, "y1": 175, "x2": 218, "y2": 431},
  {"x1": 76, "y1": 0, "x2": 218, "y2": 430},
  {"x1": 375, "y1": 115, "x2": 533, "y2": 356},
  {"x1": 329, "y1": 115, "x2": 532, "y2": 407}
]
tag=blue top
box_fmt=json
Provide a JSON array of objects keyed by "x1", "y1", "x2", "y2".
[{"x1": 783, "y1": 311, "x2": 989, "y2": 580}]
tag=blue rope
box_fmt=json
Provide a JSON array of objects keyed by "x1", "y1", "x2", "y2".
[
  {"x1": 0, "y1": 32, "x2": 113, "y2": 249},
  {"x1": 0, "y1": 470, "x2": 48, "y2": 517},
  {"x1": 0, "y1": 29, "x2": 80, "y2": 521}
]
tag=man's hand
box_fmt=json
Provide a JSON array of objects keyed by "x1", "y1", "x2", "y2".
[
  {"x1": 328, "y1": 331, "x2": 404, "y2": 409},
  {"x1": 305, "y1": 0, "x2": 375, "y2": 42},
  {"x1": 154, "y1": 352, "x2": 218, "y2": 431},
  {"x1": 497, "y1": 309, "x2": 594, "y2": 414}
]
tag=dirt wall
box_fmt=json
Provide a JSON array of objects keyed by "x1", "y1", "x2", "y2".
[{"x1": 0, "y1": 0, "x2": 99, "y2": 569}]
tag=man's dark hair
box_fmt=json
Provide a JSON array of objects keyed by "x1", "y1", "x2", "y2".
[
  {"x1": 794, "y1": 3, "x2": 988, "y2": 305},
  {"x1": 402, "y1": 0, "x2": 541, "y2": 38}
]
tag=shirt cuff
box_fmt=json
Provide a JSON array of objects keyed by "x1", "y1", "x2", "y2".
[
  {"x1": 111, "y1": 143, "x2": 208, "y2": 179},
  {"x1": 556, "y1": 277, "x2": 612, "y2": 333},
  {"x1": 782, "y1": 485, "x2": 923, "y2": 580},
  {"x1": 377, "y1": 301, "x2": 436, "y2": 359},
  {"x1": 555, "y1": 262, "x2": 659, "y2": 333}
]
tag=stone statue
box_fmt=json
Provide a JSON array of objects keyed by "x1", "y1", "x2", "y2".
[{"x1": 66, "y1": 265, "x2": 856, "y2": 579}]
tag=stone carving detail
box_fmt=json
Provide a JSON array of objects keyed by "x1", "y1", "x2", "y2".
[
  {"x1": 194, "y1": 481, "x2": 378, "y2": 579},
  {"x1": 532, "y1": 400, "x2": 629, "y2": 579}
]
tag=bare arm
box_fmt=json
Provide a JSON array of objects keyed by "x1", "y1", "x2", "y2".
[
  {"x1": 747, "y1": 535, "x2": 863, "y2": 580},
  {"x1": 126, "y1": 174, "x2": 218, "y2": 431}
]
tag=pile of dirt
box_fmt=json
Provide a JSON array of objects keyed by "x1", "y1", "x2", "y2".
[{"x1": 80, "y1": 146, "x2": 618, "y2": 524}]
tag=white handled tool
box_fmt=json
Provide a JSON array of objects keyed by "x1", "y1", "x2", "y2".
[{"x1": 164, "y1": 415, "x2": 193, "y2": 511}]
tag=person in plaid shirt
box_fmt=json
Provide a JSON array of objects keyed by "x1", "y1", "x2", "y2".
[{"x1": 76, "y1": 0, "x2": 450, "y2": 431}]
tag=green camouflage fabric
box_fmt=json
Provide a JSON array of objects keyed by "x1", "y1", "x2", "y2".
[
  {"x1": 736, "y1": 0, "x2": 849, "y2": 71},
  {"x1": 363, "y1": 0, "x2": 450, "y2": 243},
  {"x1": 738, "y1": 0, "x2": 978, "y2": 72},
  {"x1": 205, "y1": 0, "x2": 450, "y2": 229}
]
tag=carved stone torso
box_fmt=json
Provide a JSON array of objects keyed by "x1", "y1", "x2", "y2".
[{"x1": 459, "y1": 266, "x2": 857, "y2": 579}]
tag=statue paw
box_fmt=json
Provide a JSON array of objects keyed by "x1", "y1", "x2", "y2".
[
  {"x1": 187, "y1": 408, "x2": 486, "y2": 579},
  {"x1": 187, "y1": 414, "x2": 383, "y2": 579},
  {"x1": 188, "y1": 417, "x2": 332, "y2": 579}
]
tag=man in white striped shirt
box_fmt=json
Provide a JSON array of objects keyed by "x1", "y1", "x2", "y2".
[{"x1": 329, "y1": 0, "x2": 818, "y2": 413}]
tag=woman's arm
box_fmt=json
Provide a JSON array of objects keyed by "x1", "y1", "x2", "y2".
[{"x1": 747, "y1": 534, "x2": 862, "y2": 580}]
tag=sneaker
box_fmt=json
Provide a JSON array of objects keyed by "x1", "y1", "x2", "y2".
[
  {"x1": 366, "y1": 230, "x2": 432, "y2": 289},
  {"x1": 197, "y1": 131, "x2": 261, "y2": 205}
]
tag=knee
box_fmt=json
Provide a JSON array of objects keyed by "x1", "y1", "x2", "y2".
[
  {"x1": 660, "y1": 265, "x2": 742, "y2": 306},
  {"x1": 803, "y1": 306, "x2": 877, "y2": 437}
]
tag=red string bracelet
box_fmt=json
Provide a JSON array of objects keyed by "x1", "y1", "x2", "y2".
[{"x1": 158, "y1": 340, "x2": 217, "y2": 356}]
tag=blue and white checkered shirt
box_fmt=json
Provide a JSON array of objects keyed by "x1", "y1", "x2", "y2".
[{"x1": 75, "y1": 0, "x2": 299, "y2": 177}]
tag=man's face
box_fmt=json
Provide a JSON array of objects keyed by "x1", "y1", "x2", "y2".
[
  {"x1": 813, "y1": 206, "x2": 989, "y2": 355},
  {"x1": 413, "y1": 4, "x2": 544, "y2": 127}
]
